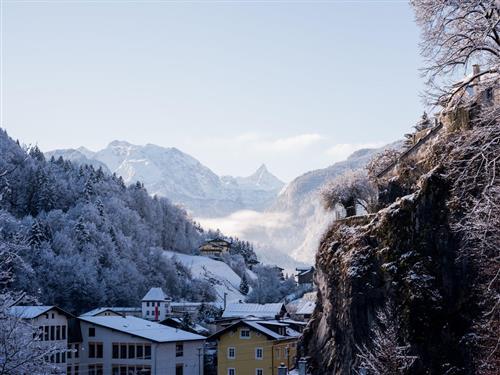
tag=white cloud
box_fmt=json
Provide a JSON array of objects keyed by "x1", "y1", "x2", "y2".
[
  {"x1": 197, "y1": 210, "x2": 290, "y2": 238},
  {"x1": 325, "y1": 142, "x2": 383, "y2": 162},
  {"x1": 264, "y1": 133, "x2": 324, "y2": 152}
]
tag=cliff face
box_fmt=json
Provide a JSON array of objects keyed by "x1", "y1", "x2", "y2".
[
  {"x1": 301, "y1": 168, "x2": 475, "y2": 374},
  {"x1": 300, "y1": 112, "x2": 500, "y2": 374}
]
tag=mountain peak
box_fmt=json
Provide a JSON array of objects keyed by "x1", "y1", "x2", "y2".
[
  {"x1": 236, "y1": 164, "x2": 284, "y2": 191},
  {"x1": 108, "y1": 140, "x2": 133, "y2": 148}
]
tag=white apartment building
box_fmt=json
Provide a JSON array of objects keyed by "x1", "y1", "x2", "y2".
[
  {"x1": 77, "y1": 315, "x2": 205, "y2": 375},
  {"x1": 8, "y1": 305, "x2": 74, "y2": 374}
]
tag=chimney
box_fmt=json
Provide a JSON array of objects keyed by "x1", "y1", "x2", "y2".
[{"x1": 473, "y1": 64, "x2": 481, "y2": 77}]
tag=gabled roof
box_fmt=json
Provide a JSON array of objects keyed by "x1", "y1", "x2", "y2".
[
  {"x1": 296, "y1": 301, "x2": 316, "y2": 315},
  {"x1": 142, "y1": 287, "x2": 168, "y2": 301},
  {"x1": 8, "y1": 305, "x2": 74, "y2": 319},
  {"x1": 209, "y1": 319, "x2": 300, "y2": 341},
  {"x1": 80, "y1": 307, "x2": 124, "y2": 317},
  {"x1": 78, "y1": 316, "x2": 205, "y2": 343},
  {"x1": 222, "y1": 303, "x2": 285, "y2": 319}
]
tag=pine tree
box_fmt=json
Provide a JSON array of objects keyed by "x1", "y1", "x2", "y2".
[
  {"x1": 240, "y1": 274, "x2": 249, "y2": 295},
  {"x1": 414, "y1": 112, "x2": 432, "y2": 131},
  {"x1": 28, "y1": 220, "x2": 46, "y2": 249},
  {"x1": 74, "y1": 217, "x2": 90, "y2": 246}
]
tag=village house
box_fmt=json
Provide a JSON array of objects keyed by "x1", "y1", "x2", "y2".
[
  {"x1": 217, "y1": 302, "x2": 288, "y2": 330},
  {"x1": 8, "y1": 305, "x2": 75, "y2": 374},
  {"x1": 81, "y1": 307, "x2": 142, "y2": 318},
  {"x1": 199, "y1": 238, "x2": 231, "y2": 258},
  {"x1": 141, "y1": 287, "x2": 172, "y2": 322},
  {"x1": 295, "y1": 267, "x2": 314, "y2": 288},
  {"x1": 76, "y1": 315, "x2": 206, "y2": 375},
  {"x1": 210, "y1": 319, "x2": 300, "y2": 375}
]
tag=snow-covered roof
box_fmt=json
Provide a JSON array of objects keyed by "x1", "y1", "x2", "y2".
[
  {"x1": 142, "y1": 287, "x2": 168, "y2": 301},
  {"x1": 296, "y1": 301, "x2": 316, "y2": 315},
  {"x1": 81, "y1": 308, "x2": 121, "y2": 317},
  {"x1": 210, "y1": 319, "x2": 300, "y2": 341},
  {"x1": 222, "y1": 303, "x2": 285, "y2": 319},
  {"x1": 163, "y1": 317, "x2": 209, "y2": 334},
  {"x1": 78, "y1": 316, "x2": 205, "y2": 343},
  {"x1": 8, "y1": 306, "x2": 73, "y2": 319}
]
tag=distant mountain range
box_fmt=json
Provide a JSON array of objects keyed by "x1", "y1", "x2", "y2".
[
  {"x1": 46, "y1": 141, "x2": 285, "y2": 218},
  {"x1": 47, "y1": 140, "x2": 400, "y2": 266}
]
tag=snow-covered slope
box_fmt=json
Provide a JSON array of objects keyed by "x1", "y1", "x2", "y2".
[
  {"x1": 45, "y1": 148, "x2": 110, "y2": 173},
  {"x1": 163, "y1": 251, "x2": 249, "y2": 304},
  {"x1": 47, "y1": 141, "x2": 284, "y2": 218}
]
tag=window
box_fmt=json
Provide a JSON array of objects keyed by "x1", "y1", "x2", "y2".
[
  {"x1": 67, "y1": 344, "x2": 72, "y2": 359},
  {"x1": 88, "y1": 364, "x2": 103, "y2": 375},
  {"x1": 67, "y1": 366, "x2": 71, "y2": 375},
  {"x1": 56, "y1": 326, "x2": 61, "y2": 340},
  {"x1": 88, "y1": 327, "x2": 95, "y2": 337},
  {"x1": 62, "y1": 352, "x2": 66, "y2": 363},
  {"x1": 240, "y1": 329, "x2": 250, "y2": 339},
  {"x1": 146, "y1": 310, "x2": 150, "y2": 316},
  {"x1": 137, "y1": 344, "x2": 143, "y2": 359},
  {"x1": 176, "y1": 364, "x2": 184, "y2": 375},
  {"x1": 146, "y1": 302, "x2": 150, "y2": 307},
  {"x1": 128, "y1": 344, "x2": 135, "y2": 359},
  {"x1": 96, "y1": 343, "x2": 103, "y2": 358},
  {"x1": 51, "y1": 313, "x2": 55, "y2": 319},
  {"x1": 255, "y1": 347, "x2": 263, "y2": 360},
  {"x1": 112, "y1": 344, "x2": 119, "y2": 359},
  {"x1": 89, "y1": 343, "x2": 96, "y2": 358},
  {"x1": 62, "y1": 325, "x2": 66, "y2": 340},
  {"x1": 144, "y1": 344, "x2": 151, "y2": 359},
  {"x1": 44, "y1": 326, "x2": 49, "y2": 341},
  {"x1": 74, "y1": 365, "x2": 79, "y2": 375},
  {"x1": 228, "y1": 369, "x2": 235, "y2": 375},
  {"x1": 227, "y1": 347, "x2": 236, "y2": 359},
  {"x1": 120, "y1": 344, "x2": 127, "y2": 359},
  {"x1": 175, "y1": 343, "x2": 183, "y2": 357},
  {"x1": 75, "y1": 344, "x2": 79, "y2": 358},
  {"x1": 50, "y1": 326, "x2": 55, "y2": 340},
  {"x1": 55, "y1": 352, "x2": 60, "y2": 364},
  {"x1": 256, "y1": 370, "x2": 263, "y2": 375}
]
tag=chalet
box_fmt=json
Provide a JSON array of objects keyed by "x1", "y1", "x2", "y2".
[
  {"x1": 8, "y1": 305, "x2": 75, "y2": 373},
  {"x1": 296, "y1": 267, "x2": 314, "y2": 287},
  {"x1": 199, "y1": 238, "x2": 231, "y2": 258},
  {"x1": 77, "y1": 315, "x2": 205, "y2": 375},
  {"x1": 210, "y1": 319, "x2": 300, "y2": 375},
  {"x1": 141, "y1": 287, "x2": 172, "y2": 322}
]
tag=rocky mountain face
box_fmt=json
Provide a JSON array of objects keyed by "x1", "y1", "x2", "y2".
[
  {"x1": 261, "y1": 146, "x2": 397, "y2": 264},
  {"x1": 299, "y1": 117, "x2": 499, "y2": 373},
  {"x1": 46, "y1": 141, "x2": 284, "y2": 218}
]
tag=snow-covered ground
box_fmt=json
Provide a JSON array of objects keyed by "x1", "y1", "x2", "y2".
[{"x1": 163, "y1": 251, "x2": 248, "y2": 304}]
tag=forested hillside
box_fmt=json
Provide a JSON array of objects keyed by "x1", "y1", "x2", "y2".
[{"x1": 0, "y1": 129, "x2": 216, "y2": 313}]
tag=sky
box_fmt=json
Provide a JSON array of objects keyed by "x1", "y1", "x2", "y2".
[{"x1": 1, "y1": 0, "x2": 425, "y2": 182}]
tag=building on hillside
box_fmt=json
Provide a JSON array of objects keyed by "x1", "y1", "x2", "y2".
[
  {"x1": 210, "y1": 319, "x2": 300, "y2": 375},
  {"x1": 141, "y1": 287, "x2": 172, "y2": 321},
  {"x1": 199, "y1": 238, "x2": 231, "y2": 258},
  {"x1": 77, "y1": 315, "x2": 205, "y2": 375},
  {"x1": 8, "y1": 305, "x2": 74, "y2": 373},
  {"x1": 272, "y1": 266, "x2": 285, "y2": 280},
  {"x1": 295, "y1": 267, "x2": 314, "y2": 287}
]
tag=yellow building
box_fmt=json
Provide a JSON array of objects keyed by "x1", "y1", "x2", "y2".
[{"x1": 210, "y1": 319, "x2": 299, "y2": 375}]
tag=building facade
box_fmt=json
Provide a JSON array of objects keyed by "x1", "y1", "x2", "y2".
[
  {"x1": 76, "y1": 315, "x2": 205, "y2": 375},
  {"x1": 211, "y1": 320, "x2": 299, "y2": 375}
]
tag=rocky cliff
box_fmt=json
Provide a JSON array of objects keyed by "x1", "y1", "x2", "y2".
[{"x1": 300, "y1": 118, "x2": 499, "y2": 374}]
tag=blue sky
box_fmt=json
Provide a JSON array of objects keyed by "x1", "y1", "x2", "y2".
[{"x1": 1, "y1": 0, "x2": 424, "y2": 181}]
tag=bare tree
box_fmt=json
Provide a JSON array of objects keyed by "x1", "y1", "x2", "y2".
[
  {"x1": 357, "y1": 306, "x2": 417, "y2": 375},
  {"x1": 411, "y1": 0, "x2": 500, "y2": 104},
  {"x1": 322, "y1": 170, "x2": 377, "y2": 217},
  {"x1": 366, "y1": 149, "x2": 401, "y2": 182}
]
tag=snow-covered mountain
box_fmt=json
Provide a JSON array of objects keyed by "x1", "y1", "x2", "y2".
[
  {"x1": 46, "y1": 141, "x2": 284, "y2": 218},
  {"x1": 46, "y1": 147, "x2": 110, "y2": 173}
]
